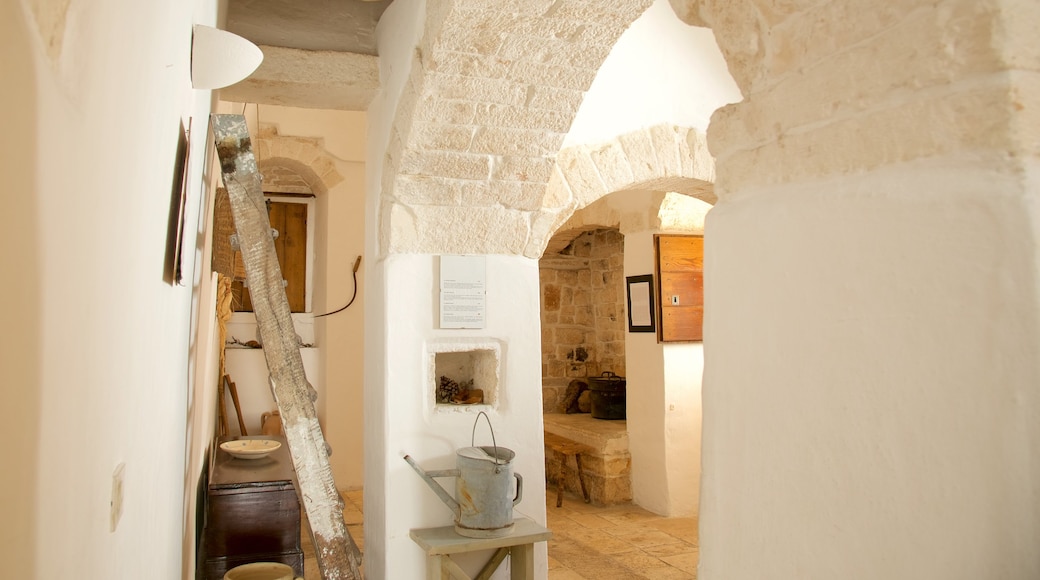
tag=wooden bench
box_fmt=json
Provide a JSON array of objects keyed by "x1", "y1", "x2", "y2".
[{"x1": 543, "y1": 431, "x2": 592, "y2": 507}]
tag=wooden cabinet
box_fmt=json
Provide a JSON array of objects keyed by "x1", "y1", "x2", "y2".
[
  {"x1": 202, "y1": 436, "x2": 303, "y2": 580},
  {"x1": 655, "y1": 234, "x2": 704, "y2": 342}
]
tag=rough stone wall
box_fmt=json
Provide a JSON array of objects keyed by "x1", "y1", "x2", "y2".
[
  {"x1": 540, "y1": 228, "x2": 625, "y2": 411},
  {"x1": 379, "y1": 1, "x2": 656, "y2": 258}
]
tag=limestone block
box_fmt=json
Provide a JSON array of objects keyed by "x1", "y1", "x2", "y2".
[
  {"x1": 474, "y1": 103, "x2": 573, "y2": 133},
  {"x1": 509, "y1": 60, "x2": 598, "y2": 92},
  {"x1": 617, "y1": 128, "x2": 660, "y2": 185},
  {"x1": 550, "y1": 0, "x2": 652, "y2": 26},
  {"x1": 587, "y1": 140, "x2": 636, "y2": 194},
  {"x1": 393, "y1": 175, "x2": 462, "y2": 205},
  {"x1": 470, "y1": 126, "x2": 566, "y2": 157},
  {"x1": 700, "y1": 0, "x2": 765, "y2": 92},
  {"x1": 220, "y1": 45, "x2": 379, "y2": 111},
  {"x1": 451, "y1": 180, "x2": 545, "y2": 211},
  {"x1": 558, "y1": 147, "x2": 608, "y2": 207},
  {"x1": 668, "y1": 0, "x2": 708, "y2": 26},
  {"x1": 565, "y1": 364, "x2": 588, "y2": 378},
  {"x1": 431, "y1": 26, "x2": 506, "y2": 55},
  {"x1": 415, "y1": 98, "x2": 477, "y2": 125},
  {"x1": 558, "y1": 270, "x2": 579, "y2": 286},
  {"x1": 556, "y1": 328, "x2": 587, "y2": 345},
  {"x1": 544, "y1": 284, "x2": 561, "y2": 311},
  {"x1": 1001, "y1": 0, "x2": 1040, "y2": 70},
  {"x1": 648, "y1": 125, "x2": 686, "y2": 183},
  {"x1": 542, "y1": 166, "x2": 575, "y2": 210},
  {"x1": 711, "y1": 1, "x2": 1013, "y2": 159},
  {"x1": 424, "y1": 72, "x2": 526, "y2": 105},
  {"x1": 714, "y1": 81, "x2": 1025, "y2": 195},
  {"x1": 491, "y1": 155, "x2": 555, "y2": 183},
  {"x1": 526, "y1": 85, "x2": 586, "y2": 113},
  {"x1": 397, "y1": 149, "x2": 490, "y2": 181},
  {"x1": 547, "y1": 360, "x2": 566, "y2": 378},
  {"x1": 542, "y1": 385, "x2": 565, "y2": 413},
  {"x1": 389, "y1": 205, "x2": 529, "y2": 255},
  {"x1": 525, "y1": 208, "x2": 574, "y2": 259},
  {"x1": 425, "y1": 51, "x2": 511, "y2": 79},
  {"x1": 412, "y1": 123, "x2": 475, "y2": 152},
  {"x1": 384, "y1": 202, "x2": 419, "y2": 254}
]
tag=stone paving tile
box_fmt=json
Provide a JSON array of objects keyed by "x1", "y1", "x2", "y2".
[
  {"x1": 601, "y1": 529, "x2": 683, "y2": 549},
  {"x1": 565, "y1": 528, "x2": 643, "y2": 554},
  {"x1": 548, "y1": 569, "x2": 587, "y2": 580},
  {"x1": 661, "y1": 551, "x2": 701, "y2": 575},
  {"x1": 642, "y1": 541, "x2": 698, "y2": 557},
  {"x1": 610, "y1": 548, "x2": 680, "y2": 571}
]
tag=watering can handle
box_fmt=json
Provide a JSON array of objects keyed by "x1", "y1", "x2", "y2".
[
  {"x1": 513, "y1": 472, "x2": 523, "y2": 506},
  {"x1": 471, "y1": 410, "x2": 501, "y2": 465}
]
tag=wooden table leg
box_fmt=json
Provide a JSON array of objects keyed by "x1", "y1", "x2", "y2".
[
  {"x1": 556, "y1": 452, "x2": 565, "y2": 507},
  {"x1": 474, "y1": 547, "x2": 510, "y2": 580},
  {"x1": 427, "y1": 555, "x2": 446, "y2": 580},
  {"x1": 509, "y1": 543, "x2": 535, "y2": 580},
  {"x1": 575, "y1": 453, "x2": 590, "y2": 503}
]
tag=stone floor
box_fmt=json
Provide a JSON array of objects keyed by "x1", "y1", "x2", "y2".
[
  {"x1": 301, "y1": 486, "x2": 698, "y2": 579},
  {"x1": 544, "y1": 490, "x2": 698, "y2": 579},
  {"x1": 301, "y1": 489, "x2": 365, "y2": 580}
]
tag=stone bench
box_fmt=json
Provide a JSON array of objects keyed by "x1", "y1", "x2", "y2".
[{"x1": 543, "y1": 413, "x2": 631, "y2": 506}]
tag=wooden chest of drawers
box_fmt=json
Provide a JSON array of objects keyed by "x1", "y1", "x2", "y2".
[{"x1": 202, "y1": 436, "x2": 303, "y2": 580}]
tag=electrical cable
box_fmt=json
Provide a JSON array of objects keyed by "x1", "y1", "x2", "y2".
[{"x1": 314, "y1": 255, "x2": 362, "y2": 318}]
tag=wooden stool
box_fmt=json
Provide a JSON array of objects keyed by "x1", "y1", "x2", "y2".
[
  {"x1": 410, "y1": 517, "x2": 551, "y2": 580},
  {"x1": 543, "y1": 432, "x2": 592, "y2": 507}
]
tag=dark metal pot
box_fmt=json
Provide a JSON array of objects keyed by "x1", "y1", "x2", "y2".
[{"x1": 587, "y1": 371, "x2": 626, "y2": 420}]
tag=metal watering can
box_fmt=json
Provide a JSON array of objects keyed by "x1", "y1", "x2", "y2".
[{"x1": 404, "y1": 412, "x2": 523, "y2": 538}]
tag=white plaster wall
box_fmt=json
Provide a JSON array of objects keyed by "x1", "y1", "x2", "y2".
[
  {"x1": 624, "y1": 227, "x2": 703, "y2": 517},
  {"x1": 367, "y1": 1, "x2": 428, "y2": 577},
  {"x1": 224, "y1": 347, "x2": 322, "y2": 434},
  {"x1": 382, "y1": 254, "x2": 548, "y2": 580},
  {"x1": 563, "y1": 0, "x2": 740, "y2": 147},
  {"x1": 700, "y1": 159, "x2": 1040, "y2": 579},
  {"x1": 9, "y1": 0, "x2": 222, "y2": 577}
]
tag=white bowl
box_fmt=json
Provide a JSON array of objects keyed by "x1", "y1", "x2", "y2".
[{"x1": 220, "y1": 439, "x2": 281, "y2": 460}]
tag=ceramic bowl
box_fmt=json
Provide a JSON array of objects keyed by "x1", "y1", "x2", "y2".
[
  {"x1": 224, "y1": 562, "x2": 298, "y2": 580},
  {"x1": 219, "y1": 439, "x2": 281, "y2": 460}
]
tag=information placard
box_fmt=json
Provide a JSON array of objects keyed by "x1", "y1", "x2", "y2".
[{"x1": 440, "y1": 255, "x2": 486, "y2": 329}]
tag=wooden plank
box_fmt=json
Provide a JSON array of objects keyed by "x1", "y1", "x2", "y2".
[
  {"x1": 280, "y1": 202, "x2": 308, "y2": 312},
  {"x1": 409, "y1": 517, "x2": 552, "y2": 556},
  {"x1": 211, "y1": 114, "x2": 362, "y2": 580}
]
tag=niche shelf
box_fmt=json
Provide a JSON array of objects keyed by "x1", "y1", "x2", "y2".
[{"x1": 427, "y1": 339, "x2": 502, "y2": 412}]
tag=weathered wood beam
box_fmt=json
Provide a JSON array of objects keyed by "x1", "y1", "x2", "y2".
[{"x1": 211, "y1": 114, "x2": 363, "y2": 580}]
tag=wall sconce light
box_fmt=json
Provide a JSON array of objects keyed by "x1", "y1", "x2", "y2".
[{"x1": 191, "y1": 24, "x2": 263, "y2": 90}]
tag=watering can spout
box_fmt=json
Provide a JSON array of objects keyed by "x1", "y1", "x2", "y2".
[{"x1": 403, "y1": 454, "x2": 461, "y2": 516}]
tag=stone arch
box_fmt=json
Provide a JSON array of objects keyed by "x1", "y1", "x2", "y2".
[
  {"x1": 526, "y1": 124, "x2": 715, "y2": 258},
  {"x1": 255, "y1": 128, "x2": 344, "y2": 194},
  {"x1": 379, "y1": 0, "x2": 656, "y2": 257}
]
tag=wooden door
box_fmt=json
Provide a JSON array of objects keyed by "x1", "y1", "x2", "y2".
[{"x1": 233, "y1": 201, "x2": 308, "y2": 313}]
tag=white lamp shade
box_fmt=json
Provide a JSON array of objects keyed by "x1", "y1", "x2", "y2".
[{"x1": 191, "y1": 24, "x2": 264, "y2": 90}]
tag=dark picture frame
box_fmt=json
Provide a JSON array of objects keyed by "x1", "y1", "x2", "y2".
[{"x1": 626, "y1": 274, "x2": 656, "y2": 333}]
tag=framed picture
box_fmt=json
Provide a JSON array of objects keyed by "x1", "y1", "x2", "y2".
[{"x1": 626, "y1": 274, "x2": 655, "y2": 333}]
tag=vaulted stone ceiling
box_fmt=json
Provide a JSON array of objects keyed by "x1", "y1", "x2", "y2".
[{"x1": 220, "y1": 0, "x2": 393, "y2": 110}]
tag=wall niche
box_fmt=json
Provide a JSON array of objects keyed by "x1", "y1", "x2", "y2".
[{"x1": 427, "y1": 340, "x2": 502, "y2": 411}]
